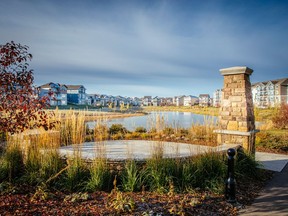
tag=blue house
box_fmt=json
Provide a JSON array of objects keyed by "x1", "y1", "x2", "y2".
[{"x1": 66, "y1": 85, "x2": 87, "y2": 105}]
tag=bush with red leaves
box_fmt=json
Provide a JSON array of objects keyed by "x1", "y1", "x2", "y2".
[
  {"x1": 272, "y1": 103, "x2": 288, "y2": 129},
  {"x1": 0, "y1": 41, "x2": 56, "y2": 134}
]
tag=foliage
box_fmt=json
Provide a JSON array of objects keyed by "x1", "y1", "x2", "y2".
[
  {"x1": 0, "y1": 143, "x2": 24, "y2": 182},
  {"x1": 189, "y1": 152, "x2": 226, "y2": 192},
  {"x1": 107, "y1": 177, "x2": 135, "y2": 214},
  {"x1": 121, "y1": 160, "x2": 145, "y2": 192},
  {"x1": 134, "y1": 126, "x2": 147, "y2": 133},
  {"x1": 86, "y1": 158, "x2": 111, "y2": 191},
  {"x1": 0, "y1": 41, "x2": 57, "y2": 134},
  {"x1": 109, "y1": 124, "x2": 129, "y2": 135},
  {"x1": 234, "y1": 149, "x2": 261, "y2": 179},
  {"x1": 255, "y1": 130, "x2": 288, "y2": 153},
  {"x1": 64, "y1": 153, "x2": 89, "y2": 192},
  {"x1": 272, "y1": 103, "x2": 288, "y2": 129}
]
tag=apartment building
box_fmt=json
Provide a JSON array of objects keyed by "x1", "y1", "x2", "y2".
[{"x1": 252, "y1": 78, "x2": 288, "y2": 107}]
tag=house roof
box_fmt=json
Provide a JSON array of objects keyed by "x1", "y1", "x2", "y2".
[
  {"x1": 199, "y1": 94, "x2": 210, "y2": 97},
  {"x1": 252, "y1": 78, "x2": 288, "y2": 87},
  {"x1": 66, "y1": 85, "x2": 85, "y2": 90},
  {"x1": 39, "y1": 82, "x2": 53, "y2": 88}
]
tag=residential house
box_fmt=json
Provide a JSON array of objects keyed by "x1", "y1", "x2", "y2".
[
  {"x1": 252, "y1": 78, "x2": 288, "y2": 107},
  {"x1": 199, "y1": 94, "x2": 210, "y2": 107},
  {"x1": 174, "y1": 96, "x2": 185, "y2": 106},
  {"x1": 66, "y1": 85, "x2": 87, "y2": 105},
  {"x1": 39, "y1": 82, "x2": 67, "y2": 106},
  {"x1": 213, "y1": 89, "x2": 222, "y2": 107},
  {"x1": 183, "y1": 95, "x2": 199, "y2": 106},
  {"x1": 152, "y1": 96, "x2": 160, "y2": 106},
  {"x1": 142, "y1": 96, "x2": 152, "y2": 106}
]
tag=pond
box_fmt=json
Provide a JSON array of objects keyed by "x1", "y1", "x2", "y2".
[{"x1": 87, "y1": 111, "x2": 217, "y2": 131}]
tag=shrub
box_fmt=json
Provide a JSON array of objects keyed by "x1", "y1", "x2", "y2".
[
  {"x1": 162, "y1": 127, "x2": 175, "y2": 135},
  {"x1": 272, "y1": 104, "x2": 288, "y2": 129},
  {"x1": 134, "y1": 127, "x2": 147, "y2": 133},
  {"x1": 109, "y1": 124, "x2": 129, "y2": 135}
]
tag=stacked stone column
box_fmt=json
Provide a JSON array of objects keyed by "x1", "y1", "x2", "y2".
[{"x1": 215, "y1": 66, "x2": 257, "y2": 153}]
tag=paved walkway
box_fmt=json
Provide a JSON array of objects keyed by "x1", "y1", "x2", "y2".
[{"x1": 240, "y1": 154, "x2": 288, "y2": 216}]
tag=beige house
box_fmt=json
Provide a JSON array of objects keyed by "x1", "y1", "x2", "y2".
[
  {"x1": 252, "y1": 78, "x2": 288, "y2": 107},
  {"x1": 199, "y1": 94, "x2": 210, "y2": 107}
]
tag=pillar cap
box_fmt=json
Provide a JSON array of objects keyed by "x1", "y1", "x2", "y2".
[{"x1": 220, "y1": 66, "x2": 253, "y2": 76}]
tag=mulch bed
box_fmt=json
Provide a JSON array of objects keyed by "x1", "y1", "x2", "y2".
[{"x1": 0, "y1": 170, "x2": 274, "y2": 216}]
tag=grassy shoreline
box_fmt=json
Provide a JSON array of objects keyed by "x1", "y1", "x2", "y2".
[{"x1": 141, "y1": 105, "x2": 279, "y2": 122}]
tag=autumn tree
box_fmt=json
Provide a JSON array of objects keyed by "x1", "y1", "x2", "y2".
[{"x1": 0, "y1": 41, "x2": 56, "y2": 135}]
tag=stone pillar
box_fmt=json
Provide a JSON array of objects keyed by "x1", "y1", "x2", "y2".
[{"x1": 215, "y1": 66, "x2": 258, "y2": 154}]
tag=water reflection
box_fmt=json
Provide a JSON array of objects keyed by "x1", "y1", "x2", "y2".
[{"x1": 87, "y1": 111, "x2": 217, "y2": 131}]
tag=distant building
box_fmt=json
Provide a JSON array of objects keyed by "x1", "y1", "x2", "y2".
[
  {"x1": 252, "y1": 78, "x2": 288, "y2": 107},
  {"x1": 183, "y1": 95, "x2": 199, "y2": 106},
  {"x1": 199, "y1": 94, "x2": 210, "y2": 107},
  {"x1": 213, "y1": 89, "x2": 222, "y2": 107},
  {"x1": 142, "y1": 96, "x2": 152, "y2": 106},
  {"x1": 66, "y1": 85, "x2": 87, "y2": 105},
  {"x1": 39, "y1": 82, "x2": 67, "y2": 106},
  {"x1": 174, "y1": 96, "x2": 185, "y2": 106},
  {"x1": 152, "y1": 96, "x2": 160, "y2": 106}
]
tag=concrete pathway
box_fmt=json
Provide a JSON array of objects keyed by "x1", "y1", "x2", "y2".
[{"x1": 239, "y1": 162, "x2": 288, "y2": 216}]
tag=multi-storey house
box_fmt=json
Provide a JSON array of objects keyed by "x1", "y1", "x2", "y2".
[
  {"x1": 142, "y1": 96, "x2": 152, "y2": 106},
  {"x1": 152, "y1": 96, "x2": 160, "y2": 106},
  {"x1": 183, "y1": 95, "x2": 199, "y2": 106},
  {"x1": 66, "y1": 85, "x2": 87, "y2": 105},
  {"x1": 39, "y1": 82, "x2": 67, "y2": 106},
  {"x1": 173, "y1": 96, "x2": 185, "y2": 106},
  {"x1": 199, "y1": 94, "x2": 210, "y2": 107},
  {"x1": 252, "y1": 78, "x2": 288, "y2": 107},
  {"x1": 213, "y1": 89, "x2": 222, "y2": 107}
]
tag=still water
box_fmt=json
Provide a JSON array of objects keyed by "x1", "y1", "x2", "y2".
[{"x1": 87, "y1": 111, "x2": 217, "y2": 131}]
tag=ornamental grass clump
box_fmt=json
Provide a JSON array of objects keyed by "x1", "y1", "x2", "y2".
[
  {"x1": 190, "y1": 151, "x2": 226, "y2": 193},
  {"x1": 121, "y1": 160, "x2": 145, "y2": 192},
  {"x1": 0, "y1": 142, "x2": 24, "y2": 182},
  {"x1": 64, "y1": 151, "x2": 89, "y2": 192},
  {"x1": 86, "y1": 158, "x2": 111, "y2": 192}
]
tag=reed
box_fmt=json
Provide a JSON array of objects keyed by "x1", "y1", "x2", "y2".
[{"x1": 0, "y1": 140, "x2": 24, "y2": 182}]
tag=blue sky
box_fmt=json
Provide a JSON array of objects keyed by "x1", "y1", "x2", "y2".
[{"x1": 1, "y1": 0, "x2": 288, "y2": 97}]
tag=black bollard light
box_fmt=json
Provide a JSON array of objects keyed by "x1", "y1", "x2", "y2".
[{"x1": 225, "y1": 148, "x2": 236, "y2": 203}]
